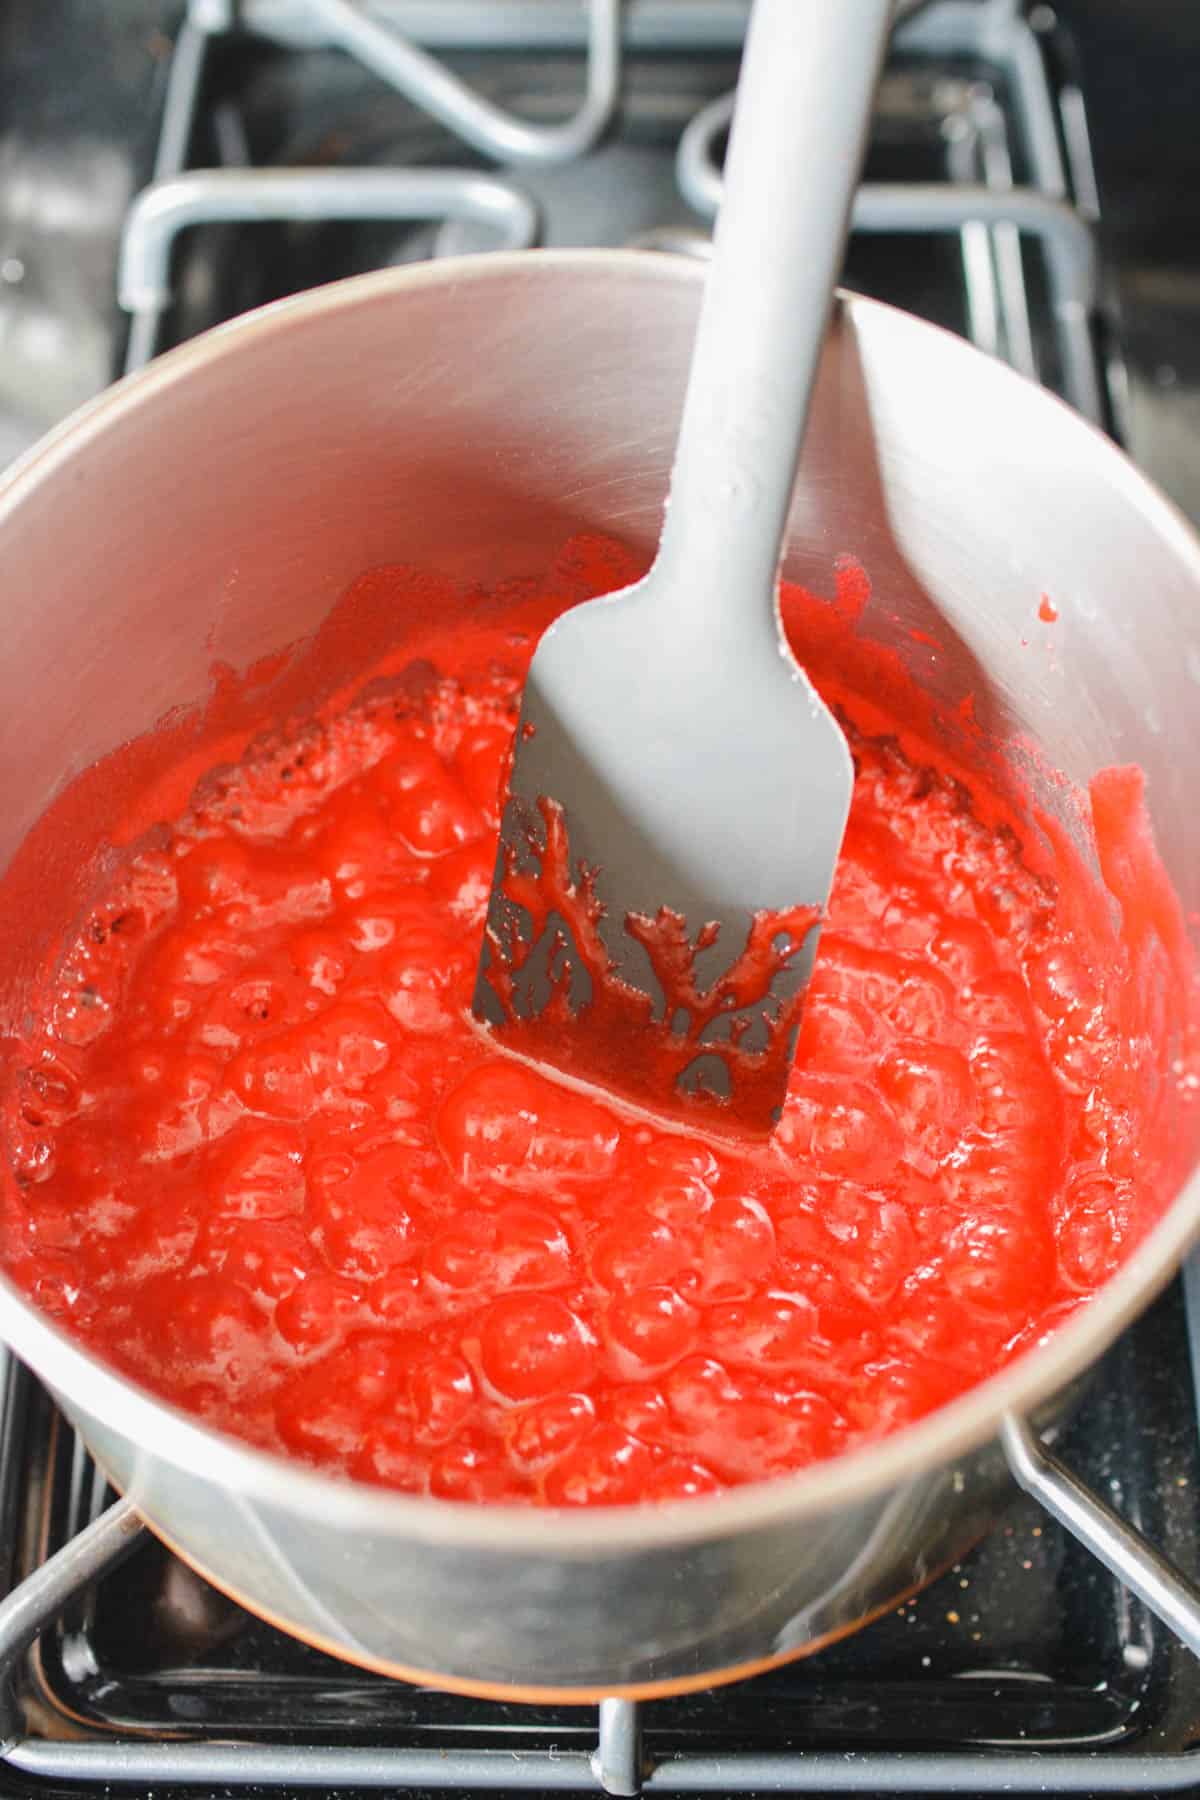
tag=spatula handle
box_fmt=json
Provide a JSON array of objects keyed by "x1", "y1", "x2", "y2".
[{"x1": 654, "y1": 0, "x2": 892, "y2": 633}]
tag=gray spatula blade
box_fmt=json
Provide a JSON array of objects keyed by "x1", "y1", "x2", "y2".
[
  {"x1": 472, "y1": 0, "x2": 892, "y2": 1132},
  {"x1": 474, "y1": 589, "x2": 853, "y2": 1132}
]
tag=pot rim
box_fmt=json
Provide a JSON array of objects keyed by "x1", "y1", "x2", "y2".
[{"x1": 1, "y1": 247, "x2": 1199, "y2": 1555}]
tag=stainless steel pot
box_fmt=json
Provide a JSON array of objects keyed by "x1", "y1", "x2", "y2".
[{"x1": 0, "y1": 251, "x2": 1199, "y2": 1700}]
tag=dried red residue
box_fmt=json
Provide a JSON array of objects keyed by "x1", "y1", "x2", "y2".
[{"x1": 480, "y1": 793, "x2": 822, "y2": 1135}]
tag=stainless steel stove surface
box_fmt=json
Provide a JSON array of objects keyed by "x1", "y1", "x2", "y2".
[{"x1": 2, "y1": 2, "x2": 1200, "y2": 1794}]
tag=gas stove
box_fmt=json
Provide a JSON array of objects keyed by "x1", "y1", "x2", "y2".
[{"x1": 2, "y1": 2, "x2": 1200, "y2": 1794}]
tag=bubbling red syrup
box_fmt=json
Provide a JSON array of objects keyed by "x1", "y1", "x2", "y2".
[{"x1": 0, "y1": 538, "x2": 1195, "y2": 1506}]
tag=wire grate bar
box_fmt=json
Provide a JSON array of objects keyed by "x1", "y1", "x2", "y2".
[
  {"x1": 594, "y1": 1697, "x2": 642, "y2": 1796},
  {"x1": 9, "y1": 1733, "x2": 1200, "y2": 1791},
  {"x1": 246, "y1": 0, "x2": 621, "y2": 167},
  {"x1": 238, "y1": 0, "x2": 753, "y2": 54},
  {"x1": 676, "y1": 95, "x2": 1102, "y2": 421},
  {"x1": 0, "y1": 1497, "x2": 144, "y2": 1745},
  {"x1": 119, "y1": 166, "x2": 539, "y2": 371},
  {"x1": 1003, "y1": 1415, "x2": 1200, "y2": 1660}
]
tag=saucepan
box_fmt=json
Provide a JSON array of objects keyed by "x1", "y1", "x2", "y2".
[{"x1": 0, "y1": 251, "x2": 1199, "y2": 1699}]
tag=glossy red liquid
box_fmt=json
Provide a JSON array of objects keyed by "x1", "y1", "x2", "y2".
[{"x1": 0, "y1": 544, "x2": 1193, "y2": 1507}]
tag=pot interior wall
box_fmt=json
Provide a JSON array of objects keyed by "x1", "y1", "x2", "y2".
[{"x1": 0, "y1": 255, "x2": 1196, "y2": 1058}]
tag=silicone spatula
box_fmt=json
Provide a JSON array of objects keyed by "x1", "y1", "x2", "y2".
[{"x1": 473, "y1": 0, "x2": 893, "y2": 1133}]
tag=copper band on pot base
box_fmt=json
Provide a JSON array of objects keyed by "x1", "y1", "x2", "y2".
[{"x1": 132, "y1": 1501, "x2": 968, "y2": 1703}]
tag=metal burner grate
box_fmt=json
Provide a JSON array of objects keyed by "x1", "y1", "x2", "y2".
[{"x1": 117, "y1": 0, "x2": 1114, "y2": 423}]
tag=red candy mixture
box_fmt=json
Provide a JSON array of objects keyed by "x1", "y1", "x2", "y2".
[{"x1": 0, "y1": 546, "x2": 1192, "y2": 1506}]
